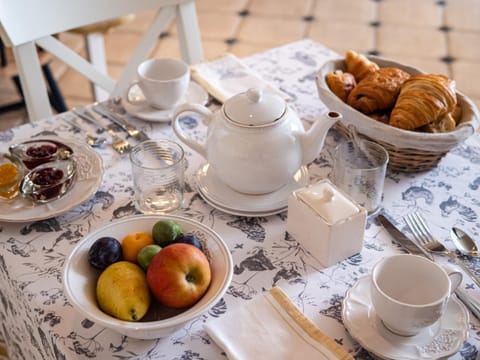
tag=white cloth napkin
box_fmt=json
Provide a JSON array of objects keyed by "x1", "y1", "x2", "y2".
[
  {"x1": 191, "y1": 53, "x2": 286, "y2": 103},
  {"x1": 204, "y1": 287, "x2": 353, "y2": 360}
]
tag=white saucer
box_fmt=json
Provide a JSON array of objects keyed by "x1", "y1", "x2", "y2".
[
  {"x1": 123, "y1": 81, "x2": 208, "y2": 122},
  {"x1": 342, "y1": 276, "x2": 469, "y2": 360},
  {"x1": 194, "y1": 163, "x2": 308, "y2": 216}
]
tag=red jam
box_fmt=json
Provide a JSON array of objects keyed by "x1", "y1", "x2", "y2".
[
  {"x1": 31, "y1": 168, "x2": 64, "y2": 186},
  {"x1": 31, "y1": 167, "x2": 65, "y2": 199},
  {"x1": 26, "y1": 144, "x2": 57, "y2": 158},
  {"x1": 24, "y1": 144, "x2": 58, "y2": 169}
]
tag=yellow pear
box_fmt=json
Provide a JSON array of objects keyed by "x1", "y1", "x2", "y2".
[{"x1": 96, "y1": 261, "x2": 151, "y2": 321}]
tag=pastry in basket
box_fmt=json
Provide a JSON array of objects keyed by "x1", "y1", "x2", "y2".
[
  {"x1": 347, "y1": 67, "x2": 411, "y2": 114},
  {"x1": 389, "y1": 74, "x2": 457, "y2": 131},
  {"x1": 345, "y1": 50, "x2": 379, "y2": 81},
  {"x1": 325, "y1": 70, "x2": 356, "y2": 102}
]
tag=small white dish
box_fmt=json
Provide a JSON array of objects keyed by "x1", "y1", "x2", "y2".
[
  {"x1": 343, "y1": 276, "x2": 469, "y2": 360},
  {"x1": 123, "y1": 81, "x2": 208, "y2": 122},
  {"x1": 0, "y1": 136, "x2": 104, "y2": 222},
  {"x1": 194, "y1": 163, "x2": 308, "y2": 216}
]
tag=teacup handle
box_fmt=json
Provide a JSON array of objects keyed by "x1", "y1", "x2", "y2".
[
  {"x1": 172, "y1": 103, "x2": 213, "y2": 159},
  {"x1": 447, "y1": 270, "x2": 463, "y2": 294},
  {"x1": 125, "y1": 80, "x2": 146, "y2": 105}
]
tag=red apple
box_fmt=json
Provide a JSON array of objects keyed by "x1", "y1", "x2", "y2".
[{"x1": 146, "y1": 243, "x2": 211, "y2": 308}]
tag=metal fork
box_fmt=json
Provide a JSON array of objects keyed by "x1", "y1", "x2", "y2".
[
  {"x1": 404, "y1": 212, "x2": 480, "y2": 287},
  {"x1": 107, "y1": 129, "x2": 131, "y2": 154}
]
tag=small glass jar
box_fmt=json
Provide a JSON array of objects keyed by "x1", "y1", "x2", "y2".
[{"x1": 0, "y1": 154, "x2": 24, "y2": 200}]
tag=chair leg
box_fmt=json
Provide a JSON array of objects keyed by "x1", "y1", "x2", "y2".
[
  {"x1": 7, "y1": 64, "x2": 67, "y2": 116},
  {"x1": 0, "y1": 38, "x2": 7, "y2": 67},
  {"x1": 0, "y1": 75, "x2": 27, "y2": 114},
  {"x1": 84, "y1": 32, "x2": 110, "y2": 102},
  {"x1": 41, "y1": 63, "x2": 68, "y2": 113}
]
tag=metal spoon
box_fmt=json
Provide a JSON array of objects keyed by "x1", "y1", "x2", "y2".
[
  {"x1": 63, "y1": 116, "x2": 107, "y2": 148},
  {"x1": 451, "y1": 227, "x2": 480, "y2": 258}
]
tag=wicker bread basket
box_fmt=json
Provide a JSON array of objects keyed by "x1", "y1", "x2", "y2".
[{"x1": 316, "y1": 56, "x2": 480, "y2": 172}]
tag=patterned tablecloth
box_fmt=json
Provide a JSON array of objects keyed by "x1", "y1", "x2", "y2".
[{"x1": 0, "y1": 39, "x2": 479, "y2": 360}]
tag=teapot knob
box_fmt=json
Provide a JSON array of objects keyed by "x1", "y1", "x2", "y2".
[{"x1": 246, "y1": 88, "x2": 263, "y2": 103}]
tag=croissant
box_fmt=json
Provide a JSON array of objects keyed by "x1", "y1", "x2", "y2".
[
  {"x1": 389, "y1": 74, "x2": 457, "y2": 130},
  {"x1": 347, "y1": 68, "x2": 410, "y2": 114},
  {"x1": 345, "y1": 50, "x2": 379, "y2": 82},
  {"x1": 420, "y1": 113, "x2": 457, "y2": 133},
  {"x1": 326, "y1": 70, "x2": 357, "y2": 102}
]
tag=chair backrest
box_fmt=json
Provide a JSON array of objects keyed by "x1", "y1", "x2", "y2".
[{"x1": 0, "y1": 0, "x2": 203, "y2": 121}]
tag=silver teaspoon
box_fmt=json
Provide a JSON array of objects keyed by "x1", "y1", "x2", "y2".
[
  {"x1": 451, "y1": 227, "x2": 480, "y2": 258},
  {"x1": 64, "y1": 116, "x2": 107, "y2": 148}
]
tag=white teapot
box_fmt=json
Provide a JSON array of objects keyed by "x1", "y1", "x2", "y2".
[{"x1": 172, "y1": 88, "x2": 341, "y2": 194}]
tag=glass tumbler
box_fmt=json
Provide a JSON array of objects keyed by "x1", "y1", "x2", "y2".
[
  {"x1": 332, "y1": 140, "x2": 389, "y2": 215},
  {"x1": 130, "y1": 139, "x2": 185, "y2": 214}
]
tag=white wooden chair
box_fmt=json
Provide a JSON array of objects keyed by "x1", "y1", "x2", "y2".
[{"x1": 0, "y1": 0, "x2": 204, "y2": 121}]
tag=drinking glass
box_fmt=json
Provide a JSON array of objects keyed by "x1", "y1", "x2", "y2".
[
  {"x1": 130, "y1": 139, "x2": 184, "y2": 214},
  {"x1": 332, "y1": 140, "x2": 389, "y2": 215}
]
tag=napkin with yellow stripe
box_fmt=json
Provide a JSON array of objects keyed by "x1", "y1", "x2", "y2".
[{"x1": 204, "y1": 287, "x2": 353, "y2": 360}]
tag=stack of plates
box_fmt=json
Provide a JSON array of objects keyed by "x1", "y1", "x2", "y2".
[{"x1": 194, "y1": 163, "x2": 309, "y2": 217}]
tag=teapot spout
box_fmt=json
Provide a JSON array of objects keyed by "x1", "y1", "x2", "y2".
[{"x1": 300, "y1": 111, "x2": 341, "y2": 165}]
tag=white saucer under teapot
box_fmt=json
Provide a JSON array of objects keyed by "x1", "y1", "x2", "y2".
[{"x1": 172, "y1": 87, "x2": 341, "y2": 194}]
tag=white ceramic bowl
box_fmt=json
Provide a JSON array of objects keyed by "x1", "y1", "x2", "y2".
[{"x1": 63, "y1": 214, "x2": 233, "y2": 339}]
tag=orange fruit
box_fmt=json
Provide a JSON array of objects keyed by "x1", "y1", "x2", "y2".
[{"x1": 121, "y1": 232, "x2": 154, "y2": 263}]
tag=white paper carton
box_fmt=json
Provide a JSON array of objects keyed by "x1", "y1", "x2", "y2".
[{"x1": 287, "y1": 179, "x2": 367, "y2": 267}]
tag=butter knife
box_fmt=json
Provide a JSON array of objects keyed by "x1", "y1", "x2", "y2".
[
  {"x1": 378, "y1": 214, "x2": 480, "y2": 320},
  {"x1": 378, "y1": 215, "x2": 434, "y2": 261},
  {"x1": 92, "y1": 103, "x2": 150, "y2": 142},
  {"x1": 72, "y1": 106, "x2": 109, "y2": 133}
]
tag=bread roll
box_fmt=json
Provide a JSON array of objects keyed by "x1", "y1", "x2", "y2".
[
  {"x1": 389, "y1": 74, "x2": 457, "y2": 130},
  {"x1": 347, "y1": 68, "x2": 410, "y2": 114},
  {"x1": 326, "y1": 70, "x2": 357, "y2": 102}
]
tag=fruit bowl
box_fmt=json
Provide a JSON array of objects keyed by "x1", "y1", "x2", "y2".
[{"x1": 63, "y1": 214, "x2": 233, "y2": 339}]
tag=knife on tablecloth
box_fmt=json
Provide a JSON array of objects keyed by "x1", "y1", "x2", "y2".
[
  {"x1": 378, "y1": 215, "x2": 434, "y2": 261},
  {"x1": 377, "y1": 214, "x2": 480, "y2": 320}
]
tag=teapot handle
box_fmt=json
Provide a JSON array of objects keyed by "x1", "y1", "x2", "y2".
[{"x1": 172, "y1": 103, "x2": 212, "y2": 159}]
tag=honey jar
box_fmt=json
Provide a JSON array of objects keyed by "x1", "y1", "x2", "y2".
[{"x1": 0, "y1": 154, "x2": 24, "y2": 200}]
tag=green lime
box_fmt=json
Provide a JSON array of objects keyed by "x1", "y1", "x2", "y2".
[
  {"x1": 152, "y1": 220, "x2": 182, "y2": 247},
  {"x1": 137, "y1": 244, "x2": 162, "y2": 270}
]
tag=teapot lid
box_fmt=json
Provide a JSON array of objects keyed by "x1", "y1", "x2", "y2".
[{"x1": 223, "y1": 88, "x2": 286, "y2": 127}]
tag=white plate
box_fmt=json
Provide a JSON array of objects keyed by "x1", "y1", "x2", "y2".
[
  {"x1": 195, "y1": 163, "x2": 308, "y2": 215},
  {"x1": 123, "y1": 82, "x2": 208, "y2": 122},
  {"x1": 342, "y1": 276, "x2": 469, "y2": 360},
  {"x1": 0, "y1": 136, "x2": 104, "y2": 222}
]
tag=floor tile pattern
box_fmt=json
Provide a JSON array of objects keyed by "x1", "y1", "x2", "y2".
[{"x1": 0, "y1": 0, "x2": 479, "y2": 130}]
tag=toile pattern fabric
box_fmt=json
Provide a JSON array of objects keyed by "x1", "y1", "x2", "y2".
[{"x1": 0, "y1": 39, "x2": 479, "y2": 359}]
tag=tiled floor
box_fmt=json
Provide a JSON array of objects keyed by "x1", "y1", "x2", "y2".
[{"x1": 1, "y1": 0, "x2": 480, "y2": 130}]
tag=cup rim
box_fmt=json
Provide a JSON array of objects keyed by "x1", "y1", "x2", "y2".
[
  {"x1": 129, "y1": 139, "x2": 185, "y2": 170},
  {"x1": 138, "y1": 58, "x2": 189, "y2": 83},
  {"x1": 371, "y1": 254, "x2": 451, "y2": 308},
  {"x1": 335, "y1": 139, "x2": 389, "y2": 171}
]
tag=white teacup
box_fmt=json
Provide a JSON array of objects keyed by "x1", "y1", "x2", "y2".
[
  {"x1": 370, "y1": 254, "x2": 462, "y2": 336},
  {"x1": 126, "y1": 58, "x2": 190, "y2": 110}
]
